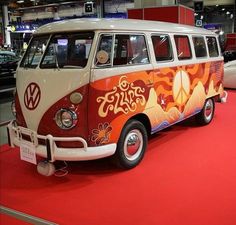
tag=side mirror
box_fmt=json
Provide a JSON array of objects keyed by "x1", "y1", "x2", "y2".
[{"x1": 96, "y1": 50, "x2": 109, "y2": 65}]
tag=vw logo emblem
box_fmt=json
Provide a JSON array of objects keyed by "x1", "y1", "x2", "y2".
[{"x1": 24, "y1": 83, "x2": 41, "y2": 110}]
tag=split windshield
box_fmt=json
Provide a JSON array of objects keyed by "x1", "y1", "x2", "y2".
[{"x1": 20, "y1": 32, "x2": 94, "y2": 69}]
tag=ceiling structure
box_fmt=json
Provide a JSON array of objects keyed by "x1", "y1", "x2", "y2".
[
  {"x1": 1, "y1": 0, "x2": 235, "y2": 27},
  {"x1": 1, "y1": 0, "x2": 83, "y2": 10},
  {"x1": 1, "y1": 0, "x2": 234, "y2": 8}
]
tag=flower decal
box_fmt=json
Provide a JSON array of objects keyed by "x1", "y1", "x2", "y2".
[{"x1": 91, "y1": 122, "x2": 112, "y2": 145}]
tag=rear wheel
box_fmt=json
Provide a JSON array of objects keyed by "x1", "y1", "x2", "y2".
[
  {"x1": 195, "y1": 98, "x2": 215, "y2": 125},
  {"x1": 113, "y1": 120, "x2": 148, "y2": 169}
]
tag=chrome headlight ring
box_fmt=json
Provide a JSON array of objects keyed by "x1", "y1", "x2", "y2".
[{"x1": 55, "y1": 108, "x2": 78, "y2": 130}]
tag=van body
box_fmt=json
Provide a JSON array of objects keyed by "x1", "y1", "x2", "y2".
[{"x1": 8, "y1": 19, "x2": 224, "y2": 170}]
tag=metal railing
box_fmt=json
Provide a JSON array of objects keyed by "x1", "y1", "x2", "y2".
[
  {"x1": 0, "y1": 206, "x2": 58, "y2": 225},
  {"x1": 0, "y1": 120, "x2": 11, "y2": 127},
  {"x1": 0, "y1": 87, "x2": 15, "y2": 93}
]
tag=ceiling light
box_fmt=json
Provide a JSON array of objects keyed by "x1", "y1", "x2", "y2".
[
  {"x1": 222, "y1": 8, "x2": 225, "y2": 11},
  {"x1": 219, "y1": 31, "x2": 224, "y2": 35},
  {"x1": 17, "y1": 0, "x2": 24, "y2": 3},
  {"x1": 226, "y1": 11, "x2": 230, "y2": 15}
]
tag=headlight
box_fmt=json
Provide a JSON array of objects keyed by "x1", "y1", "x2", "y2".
[{"x1": 55, "y1": 109, "x2": 78, "y2": 129}]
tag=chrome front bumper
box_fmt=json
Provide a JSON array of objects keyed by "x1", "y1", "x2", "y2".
[{"x1": 7, "y1": 121, "x2": 116, "y2": 162}]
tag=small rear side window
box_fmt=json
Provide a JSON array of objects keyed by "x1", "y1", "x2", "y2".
[
  {"x1": 192, "y1": 36, "x2": 207, "y2": 58},
  {"x1": 207, "y1": 36, "x2": 219, "y2": 57},
  {"x1": 151, "y1": 34, "x2": 173, "y2": 62},
  {"x1": 174, "y1": 35, "x2": 192, "y2": 60}
]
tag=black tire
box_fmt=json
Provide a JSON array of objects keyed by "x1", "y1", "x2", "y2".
[
  {"x1": 113, "y1": 120, "x2": 148, "y2": 169},
  {"x1": 195, "y1": 98, "x2": 215, "y2": 125}
]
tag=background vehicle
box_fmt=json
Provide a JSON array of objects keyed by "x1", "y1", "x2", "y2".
[
  {"x1": 223, "y1": 50, "x2": 236, "y2": 62},
  {"x1": 224, "y1": 60, "x2": 236, "y2": 89},
  {"x1": 0, "y1": 51, "x2": 20, "y2": 90}
]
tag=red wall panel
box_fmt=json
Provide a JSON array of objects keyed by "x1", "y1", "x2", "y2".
[
  {"x1": 186, "y1": 8, "x2": 194, "y2": 25},
  {"x1": 225, "y1": 33, "x2": 236, "y2": 51},
  {"x1": 128, "y1": 6, "x2": 194, "y2": 26},
  {"x1": 144, "y1": 7, "x2": 178, "y2": 23},
  {"x1": 127, "y1": 9, "x2": 143, "y2": 20},
  {"x1": 179, "y1": 6, "x2": 185, "y2": 24}
]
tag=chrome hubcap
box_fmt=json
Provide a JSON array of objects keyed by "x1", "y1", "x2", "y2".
[
  {"x1": 204, "y1": 99, "x2": 213, "y2": 122},
  {"x1": 124, "y1": 129, "x2": 143, "y2": 161}
]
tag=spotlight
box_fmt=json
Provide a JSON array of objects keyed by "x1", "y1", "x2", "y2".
[{"x1": 219, "y1": 31, "x2": 224, "y2": 35}]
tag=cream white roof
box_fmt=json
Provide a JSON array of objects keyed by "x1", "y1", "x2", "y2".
[{"x1": 35, "y1": 18, "x2": 214, "y2": 35}]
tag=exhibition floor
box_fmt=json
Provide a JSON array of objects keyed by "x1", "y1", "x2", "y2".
[{"x1": 0, "y1": 90, "x2": 236, "y2": 225}]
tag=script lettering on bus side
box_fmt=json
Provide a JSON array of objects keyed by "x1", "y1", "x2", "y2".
[{"x1": 97, "y1": 76, "x2": 146, "y2": 117}]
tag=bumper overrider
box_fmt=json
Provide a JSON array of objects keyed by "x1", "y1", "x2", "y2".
[{"x1": 7, "y1": 120, "x2": 117, "y2": 162}]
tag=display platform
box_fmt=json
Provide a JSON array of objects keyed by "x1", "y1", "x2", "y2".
[
  {"x1": 0, "y1": 90, "x2": 236, "y2": 225},
  {"x1": 0, "y1": 212, "x2": 30, "y2": 225}
]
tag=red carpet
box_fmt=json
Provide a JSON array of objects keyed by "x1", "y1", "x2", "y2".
[{"x1": 0, "y1": 90, "x2": 236, "y2": 225}]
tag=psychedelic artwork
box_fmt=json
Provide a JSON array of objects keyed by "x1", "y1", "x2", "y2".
[
  {"x1": 14, "y1": 60, "x2": 224, "y2": 148},
  {"x1": 91, "y1": 122, "x2": 112, "y2": 145},
  {"x1": 89, "y1": 61, "x2": 224, "y2": 146},
  {"x1": 97, "y1": 76, "x2": 146, "y2": 117}
]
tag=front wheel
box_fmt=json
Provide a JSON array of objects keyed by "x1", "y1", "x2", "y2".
[
  {"x1": 195, "y1": 98, "x2": 215, "y2": 125},
  {"x1": 113, "y1": 120, "x2": 148, "y2": 169}
]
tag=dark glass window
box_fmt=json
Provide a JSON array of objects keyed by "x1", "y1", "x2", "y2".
[
  {"x1": 207, "y1": 36, "x2": 219, "y2": 57},
  {"x1": 193, "y1": 36, "x2": 207, "y2": 58},
  {"x1": 113, "y1": 34, "x2": 149, "y2": 65},
  {"x1": 95, "y1": 34, "x2": 113, "y2": 66},
  {"x1": 96, "y1": 34, "x2": 149, "y2": 67},
  {"x1": 174, "y1": 35, "x2": 192, "y2": 60},
  {"x1": 152, "y1": 34, "x2": 173, "y2": 62}
]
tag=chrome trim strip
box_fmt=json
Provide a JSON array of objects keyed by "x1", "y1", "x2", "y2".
[{"x1": 0, "y1": 205, "x2": 58, "y2": 225}]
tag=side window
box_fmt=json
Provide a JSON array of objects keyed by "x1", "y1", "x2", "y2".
[
  {"x1": 151, "y1": 34, "x2": 173, "y2": 62},
  {"x1": 95, "y1": 34, "x2": 113, "y2": 66},
  {"x1": 192, "y1": 36, "x2": 207, "y2": 58},
  {"x1": 174, "y1": 35, "x2": 192, "y2": 60},
  {"x1": 113, "y1": 34, "x2": 149, "y2": 66},
  {"x1": 207, "y1": 36, "x2": 219, "y2": 57}
]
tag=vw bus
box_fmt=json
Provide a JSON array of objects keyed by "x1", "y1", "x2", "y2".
[{"x1": 7, "y1": 19, "x2": 224, "y2": 176}]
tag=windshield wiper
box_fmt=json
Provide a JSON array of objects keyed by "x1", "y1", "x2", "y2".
[{"x1": 63, "y1": 65, "x2": 83, "y2": 69}]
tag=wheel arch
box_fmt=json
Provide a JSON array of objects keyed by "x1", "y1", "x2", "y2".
[
  {"x1": 195, "y1": 97, "x2": 215, "y2": 125},
  {"x1": 127, "y1": 113, "x2": 152, "y2": 137}
]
